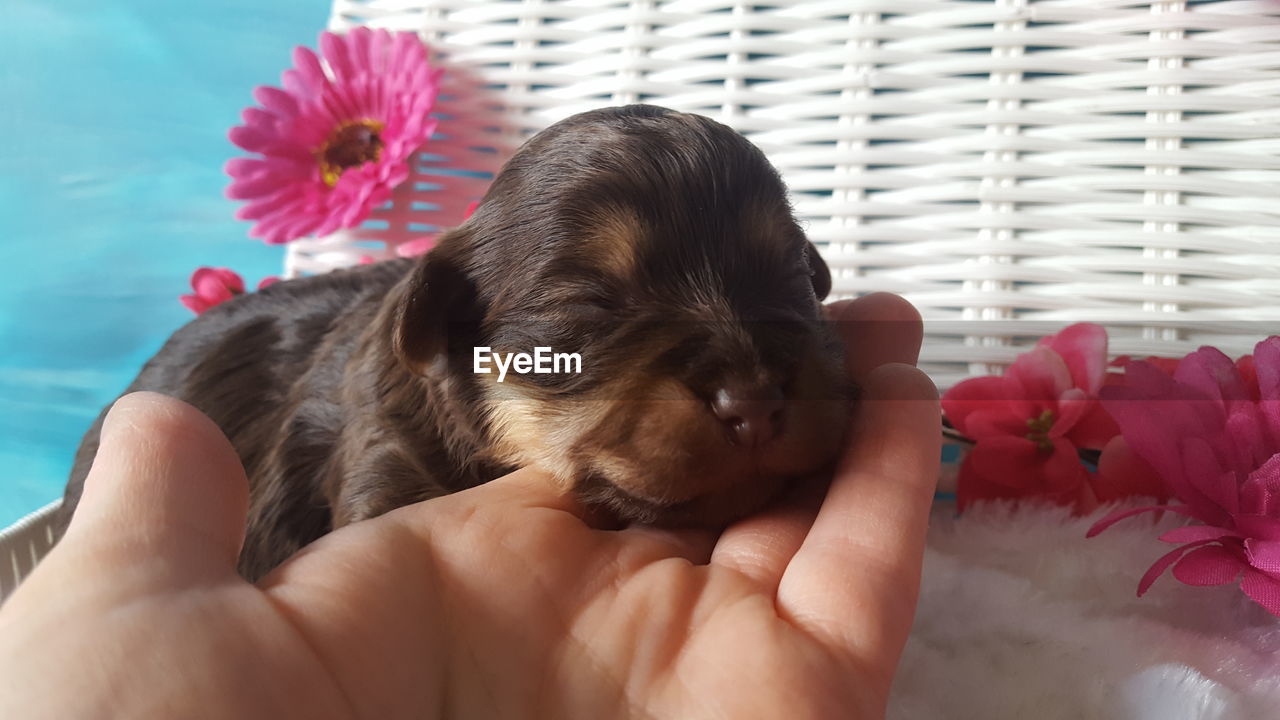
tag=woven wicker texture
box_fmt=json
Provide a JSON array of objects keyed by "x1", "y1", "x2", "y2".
[
  {"x1": 0, "y1": 502, "x2": 58, "y2": 601},
  {"x1": 295, "y1": 0, "x2": 1280, "y2": 390}
]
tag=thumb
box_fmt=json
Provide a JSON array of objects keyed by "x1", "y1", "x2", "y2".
[{"x1": 62, "y1": 392, "x2": 249, "y2": 579}]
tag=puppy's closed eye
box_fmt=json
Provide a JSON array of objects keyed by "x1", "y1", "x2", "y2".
[{"x1": 563, "y1": 302, "x2": 623, "y2": 325}]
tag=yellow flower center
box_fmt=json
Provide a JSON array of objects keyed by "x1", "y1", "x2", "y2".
[
  {"x1": 1025, "y1": 409, "x2": 1055, "y2": 452},
  {"x1": 317, "y1": 119, "x2": 385, "y2": 188}
]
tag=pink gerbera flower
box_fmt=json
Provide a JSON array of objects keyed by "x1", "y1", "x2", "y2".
[
  {"x1": 1089, "y1": 338, "x2": 1280, "y2": 616},
  {"x1": 225, "y1": 28, "x2": 442, "y2": 244}
]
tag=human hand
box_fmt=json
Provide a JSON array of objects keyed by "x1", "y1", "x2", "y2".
[{"x1": 0, "y1": 293, "x2": 938, "y2": 720}]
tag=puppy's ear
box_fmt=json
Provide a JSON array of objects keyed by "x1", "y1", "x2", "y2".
[
  {"x1": 394, "y1": 252, "x2": 478, "y2": 376},
  {"x1": 806, "y1": 241, "x2": 831, "y2": 300}
]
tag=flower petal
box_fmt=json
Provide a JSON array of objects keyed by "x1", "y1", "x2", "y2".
[
  {"x1": 196, "y1": 283, "x2": 235, "y2": 304},
  {"x1": 249, "y1": 211, "x2": 314, "y2": 244},
  {"x1": 1051, "y1": 388, "x2": 1090, "y2": 438},
  {"x1": 1241, "y1": 567, "x2": 1280, "y2": 617},
  {"x1": 191, "y1": 267, "x2": 243, "y2": 297},
  {"x1": 1242, "y1": 453, "x2": 1280, "y2": 518},
  {"x1": 291, "y1": 46, "x2": 329, "y2": 96},
  {"x1": 1100, "y1": 364, "x2": 1225, "y2": 506},
  {"x1": 1237, "y1": 354, "x2": 1260, "y2": 400},
  {"x1": 968, "y1": 436, "x2": 1086, "y2": 495},
  {"x1": 1175, "y1": 345, "x2": 1251, "y2": 405},
  {"x1": 227, "y1": 173, "x2": 296, "y2": 200},
  {"x1": 224, "y1": 157, "x2": 269, "y2": 179},
  {"x1": 1065, "y1": 399, "x2": 1121, "y2": 450},
  {"x1": 1042, "y1": 438, "x2": 1090, "y2": 493},
  {"x1": 1086, "y1": 503, "x2": 1194, "y2": 538},
  {"x1": 350, "y1": 26, "x2": 375, "y2": 74},
  {"x1": 234, "y1": 187, "x2": 308, "y2": 221},
  {"x1": 940, "y1": 375, "x2": 1023, "y2": 439},
  {"x1": 1041, "y1": 322, "x2": 1108, "y2": 395},
  {"x1": 228, "y1": 125, "x2": 273, "y2": 153},
  {"x1": 282, "y1": 69, "x2": 314, "y2": 101},
  {"x1": 1093, "y1": 435, "x2": 1168, "y2": 502},
  {"x1": 1111, "y1": 355, "x2": 1182, "y2": 376},
  {"x1": 1180, "y1": 437, "x2": 1238, "y2": 522},
  {"x1": 1139, "y1": 539, "x2": 1217, "y2": 596},
  {"x1": 179, "y1": 294, "x2": 209, "y2": 315},
  {"x1": 1172, "y1": 545, "x2": 1244, "y2": 586},
  {"x1": 1224, "y1": 406, "x2": 1272, "y2": 475},
  {"x1": 1159, "y1": 524, "x2": 1239, "y2": 544},
  {"x1": 1262, "y1": 399, "x2": 1280, "y2": 459},
  {"x1": 956, "y1": 454, "x2": 1026, "y2": 511},
  {"x1": 1245, "y1": 537, "x2": 1280, "y2": 575},
  {"x1": 1067, "y1": 476, "x2": 1101, "y2": 516},
  {"x1": 253, "y1": 86, "x2": 300, "y2": 118},
  {"x1": 1253, "y1": 338, "x2": 1280, "y2": 448},
  {"x1": 320, "y1": 31, "x2": 357, "y2": 82},
  {"x1": 1256, "y1": 337, "x2": 1280, "y2": 402},
  {"x1": 240, "y1": 106, "x2": 278, "y2": 131},
  {"x1": 968, "y1": 436, "x2": 1047, "y2": 490},
  {"x1": 1006, "y1": 345, "x2": 1074, "y2": 406},
  {"x1": 1234, "y1": 513, "x2": 1280, "y2": 542}
]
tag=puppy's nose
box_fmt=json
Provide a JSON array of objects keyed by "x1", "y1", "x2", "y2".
[{"x1": 711, "y1": 383, "x2": 785, "y2": 448}]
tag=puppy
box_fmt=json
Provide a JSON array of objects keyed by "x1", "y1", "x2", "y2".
[{"x1": 59, "y1": 104, "x2": 853, "y2": 581}]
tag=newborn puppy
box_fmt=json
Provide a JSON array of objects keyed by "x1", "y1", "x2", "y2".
[{"x1": 59, "y1": 104, "x2": 853, "y2": 581}]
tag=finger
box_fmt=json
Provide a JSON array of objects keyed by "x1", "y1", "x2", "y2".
[
  {"x1": 709, "y1": 475, "x2": 825, "y2": 588},
  {"x1": 826, "y1": 292, "x2": 923, "y2": 382},
  {"x1": 711, "y1": 293, "x2": 924, "y2": 588},
  {"x1": 778, "y1": 363, "x2": 940, "y2": 683},
  {"x1": 64, "y1": 392, "x2": 249, "y2": 579}
]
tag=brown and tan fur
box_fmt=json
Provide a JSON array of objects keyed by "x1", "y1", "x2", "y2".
[{"x1": 59, "y1": 105, "x2": 854, "y2": 581}]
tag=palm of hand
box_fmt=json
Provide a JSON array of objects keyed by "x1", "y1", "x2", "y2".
[{"x1": 0, "y1": 294, "x2": 937, "y2": 720}]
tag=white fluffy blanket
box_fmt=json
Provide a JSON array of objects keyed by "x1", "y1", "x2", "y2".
[{"x1": 889, "y1": 501, "x2": 1280, "y2": 720}]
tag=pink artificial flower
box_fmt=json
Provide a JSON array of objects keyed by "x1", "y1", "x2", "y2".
[
  {"x1": 1089, "y1": 338, "x2": 1280, "y2": 616},
  {"x1": 180, "y1": 267, "x2": 244, "y2": 314},
  {"x1": 942, "y1": 323, "x2": 1120, "y2": 512},
  {"x1": 180, "y1": 268, "x2": 279, "y2": 315},
  {"x1": 226, "y1": 28, "x2": 443, "y2": 244}
]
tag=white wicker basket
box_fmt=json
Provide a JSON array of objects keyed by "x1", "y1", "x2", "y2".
[
  {"x1": 6, "y1": 0, "x2": 1280, "y2": 600},
  {"x1": 301, "y1": 0, "x2": 1280, "y2": 391}
]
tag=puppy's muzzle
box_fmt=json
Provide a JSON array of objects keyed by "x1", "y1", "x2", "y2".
[{"x1": 710, "y1": 381, "x2": 785, "y2": 448}]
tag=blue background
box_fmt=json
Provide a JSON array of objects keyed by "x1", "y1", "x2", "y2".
[{"x1": 0, "y1": 0, "x2": 331, "y2": 525}]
